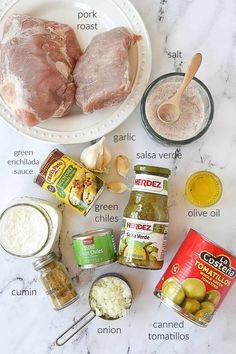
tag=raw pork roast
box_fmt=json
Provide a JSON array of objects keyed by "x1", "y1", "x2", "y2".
[
  {"x1": 73, "y1": 27, "x2": 139, "y2": 113},
  {"x1": 0, "y1": 14, "x2": 81, "y2": 126}
]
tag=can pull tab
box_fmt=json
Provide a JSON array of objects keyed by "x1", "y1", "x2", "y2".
[{"x1": 55, "y1": 309, "x2": 96, "y2": 346}]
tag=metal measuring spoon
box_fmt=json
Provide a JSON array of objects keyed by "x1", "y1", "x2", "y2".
[
  {"x1": 157, "y1": 53, "x2": 202, "y2": 124},
  {"x1": 55, "y1": 273, "x2": 132, "y2": 346}
]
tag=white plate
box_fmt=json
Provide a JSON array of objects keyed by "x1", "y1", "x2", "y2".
[{"x1": 0, "y1": 0, "x2": 152, "y2": 144}]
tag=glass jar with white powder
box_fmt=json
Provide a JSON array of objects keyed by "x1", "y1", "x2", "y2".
[{"x1": 0, "y1": 197, "x2": 62, "y2": 257}]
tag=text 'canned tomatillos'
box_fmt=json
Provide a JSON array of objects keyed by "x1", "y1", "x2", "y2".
[{"x1": 154, "y1": 229, "x2": 236, "y2": 327}]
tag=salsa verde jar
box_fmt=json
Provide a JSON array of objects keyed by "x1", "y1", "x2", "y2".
[{"x1": 117, "y1": 165, "x2": 171, "y2": 270}]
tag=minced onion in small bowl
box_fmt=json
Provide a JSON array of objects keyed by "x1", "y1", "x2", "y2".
[{"x1": 89, "y1": 273, "x2": 133, "y2": 320}]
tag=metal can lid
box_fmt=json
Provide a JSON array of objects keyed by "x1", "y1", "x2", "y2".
[
  {"x1": 33, "y1": 251, "x2": 57, "y2": 270},
  {"x1": 134, "y1": 165, "x2": 171, "y2": 176},
  {"x1": 72, "y1": 228, "x2": 113, "y2": 240},
  {"x1": 154, "y1": 290, "x2": 208, "y2": 328}
]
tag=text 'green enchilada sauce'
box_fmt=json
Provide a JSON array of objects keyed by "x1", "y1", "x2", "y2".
[{"x1": 118, "y1": 165, "x2": 171, "y2": 270}]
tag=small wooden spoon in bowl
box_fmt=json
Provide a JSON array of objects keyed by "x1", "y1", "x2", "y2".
[{"x1": 157, "y1": 53, "x2": 202, "y2": 124}]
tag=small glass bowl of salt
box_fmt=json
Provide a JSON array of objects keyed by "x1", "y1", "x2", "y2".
[{"x1": 140, "y1": 72, "x2": 214, "y2": 145}]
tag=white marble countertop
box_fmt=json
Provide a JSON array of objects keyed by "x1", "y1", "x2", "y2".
[{"x1": 0, "y1": 0, "x2": 236, "y2": 353}]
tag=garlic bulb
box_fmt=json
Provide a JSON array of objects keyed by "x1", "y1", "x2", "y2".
[
  {"x1": 80, "y1": 137, "x2": 112, "y2": 173},
  {"x1": 107, "y1": 181, "x2": 128, "y2": 193},
  {"x1": 115, "y1": 155, "x2": 130, "y2": 178}
]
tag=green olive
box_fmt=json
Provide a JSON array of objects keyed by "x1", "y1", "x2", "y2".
[
  {"x1": 149, "y1": 255, "x2": 156, "y2": 262},
  {"x1": 133, "y1": 259, "x2": 149, "y2": 266},
  {"x1": 162, "y1": 281, "x2": 185, "y2": 305},
  {"x1": 146, "y1": 246, "x2": 153, "y2": 253},
  {"x1": 200, "y1": 301, "x2": 215, "y2": 315},
  {"x1": 194, "y1": 309, "x2": 212, "y2": 324},
  {"x1": 204, "y1": 290, "x2": 221, "y2": 306},
  {"x1": 181, "y1": 298, "x2": 201, "y2": 314},
  {"x1": 182, "y1": 278, "x2": 206, "y2": 301},
  {"x1": 152, "y1": 246, "x2": 159, "y2": 253},
  {"x1": 162, "y1": 277, "x2": 178, "y2": 291},
  {"x1": 119, "y1": 239, "x2": 127, "y2": 255}
]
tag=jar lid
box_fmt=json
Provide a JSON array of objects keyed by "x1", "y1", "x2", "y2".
[
  {"x1": 33, "y1": 251, "x2": 57, "y2": 270},
  {"x1": 134, "y1": 165, "x2": 171, "y2": 176}
]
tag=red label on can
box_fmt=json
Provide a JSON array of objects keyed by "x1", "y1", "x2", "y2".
[
  {"x1": 83, "y1": 238, "x2": 94, "y2": 245},
  {"x1": 154, "y1": 229, "x2": 236, "y2": 325}
]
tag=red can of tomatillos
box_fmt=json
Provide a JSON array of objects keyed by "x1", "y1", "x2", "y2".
[{"x1": 153, "y1": 229, "x2": 236, "y2": 327}]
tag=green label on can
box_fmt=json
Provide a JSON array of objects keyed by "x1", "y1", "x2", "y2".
[{"x1": 73, "y1": 232, "x2": 117, "y2": 266}]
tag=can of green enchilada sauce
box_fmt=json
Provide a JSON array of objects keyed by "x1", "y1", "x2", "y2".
[
  {"x1": 154, "y1": 229, "x2": 236, "y2": 327},
  {"x1": 35, "y1": 149, "x2": 104, "y2": 216},
  {"x1": 72, "y1": 229, "x2": 117, "y2": 269}
]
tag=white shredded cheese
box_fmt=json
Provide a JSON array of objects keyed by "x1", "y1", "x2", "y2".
[
  {"x1": 0, "y1": 204, "x2": 49, "y2": 256},
  {"x1": 90, "y1": 276, "x2": 132, "y2": 319}
]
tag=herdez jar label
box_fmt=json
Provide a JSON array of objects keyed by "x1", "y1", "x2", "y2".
[
  {"x1": 119, "y1": 218, "x2": 168, "y2": 263},
  {"x1": 118, "y1": 165, "x2": 171, "y2": 270},
  {"x1": 132, "y1": 173, "x2": 168, "y2": 195},
  {"x1": 154, "y1": 229, "x2": 236, "y2": 327}
]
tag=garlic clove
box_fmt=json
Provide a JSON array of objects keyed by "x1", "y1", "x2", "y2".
[
  {"x1": 115, "y1": 155, "x2": 130, "y2": 178},
  {"x1": 103, "y1": 145, "x2": 112, "y2": 174},
  {"x1": 107, "y1": 181, "x2": 128, "y2": 193},
  {"x1": 80, "y1": 137, "x2": 112, "y2": 173}
]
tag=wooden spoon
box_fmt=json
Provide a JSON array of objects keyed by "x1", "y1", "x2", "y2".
[{"x1": 157, "y1": 53, "x2": 202, "y2": 124}]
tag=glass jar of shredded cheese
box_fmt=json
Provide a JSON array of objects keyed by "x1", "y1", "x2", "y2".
[{"x1": 33, "y1": 252, "x2": 78, "y2": 310}]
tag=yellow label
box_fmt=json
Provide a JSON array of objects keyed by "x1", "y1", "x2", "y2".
[{"x1": 41, "y1": 154, "x2": 104, "y2": 215}]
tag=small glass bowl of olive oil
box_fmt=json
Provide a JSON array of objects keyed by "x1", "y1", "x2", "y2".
[{"x1": 185, "y1": 171, "x2": 222, "y2": 207}]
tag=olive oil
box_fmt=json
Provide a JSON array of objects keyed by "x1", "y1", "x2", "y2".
[{"x1": 185, "y1": 171, "x2": 222, "y2": 207}]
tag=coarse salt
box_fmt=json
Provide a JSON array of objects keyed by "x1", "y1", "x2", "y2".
[{"x1": 146, "y1": 82, "x2": 205, "y2": 141}]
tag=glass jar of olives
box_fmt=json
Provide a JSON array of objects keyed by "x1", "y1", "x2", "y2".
[
  {"x1": 33, "y1": 252, "x2": 78, "y2": 310},
  {"x1": 117, "y1": 165, "x2": 171, "y2": 270}
]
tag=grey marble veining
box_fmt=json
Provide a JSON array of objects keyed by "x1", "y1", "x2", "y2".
[{"x1": 0, "y1": 0, "x2": 236, "y2": 353}]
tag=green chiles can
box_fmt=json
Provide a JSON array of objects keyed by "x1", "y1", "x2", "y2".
[{"x1": 72, "y1": 228, "x2": 117, "y2": 269}]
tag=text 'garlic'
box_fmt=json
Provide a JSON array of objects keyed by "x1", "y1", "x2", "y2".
[
  {"x1": 107, "y1": 181, "x2": 128, "y2": 193},
  {"x1": 80, "y1": 137, "x2": 112, "y2": 173},
  {"x1": 115, "y1": 155, "x2": 130, "y2": 178}
]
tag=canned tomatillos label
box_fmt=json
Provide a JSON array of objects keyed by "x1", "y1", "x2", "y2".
[
  {"x1": 72, "y1": 229, "x2": 117, "y2": 268},
  {"x1": 154, "y1": 229, "x2": 236, "y2": 327},
  {"x1": 35, "y1": 149, "x2": 104, "y2": 215}
]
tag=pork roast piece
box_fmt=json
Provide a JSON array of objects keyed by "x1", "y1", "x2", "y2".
[
  {"x1": 0, "y1": 14, "x2": 82, "y2": 126},
  {"x1": 73, "y1": 27, "x2": 139, "y2": 113}
]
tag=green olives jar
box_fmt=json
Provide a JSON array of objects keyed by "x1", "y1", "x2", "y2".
[{"x1": 118, "y1": 165, "x2": 171, "y2": 270}]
